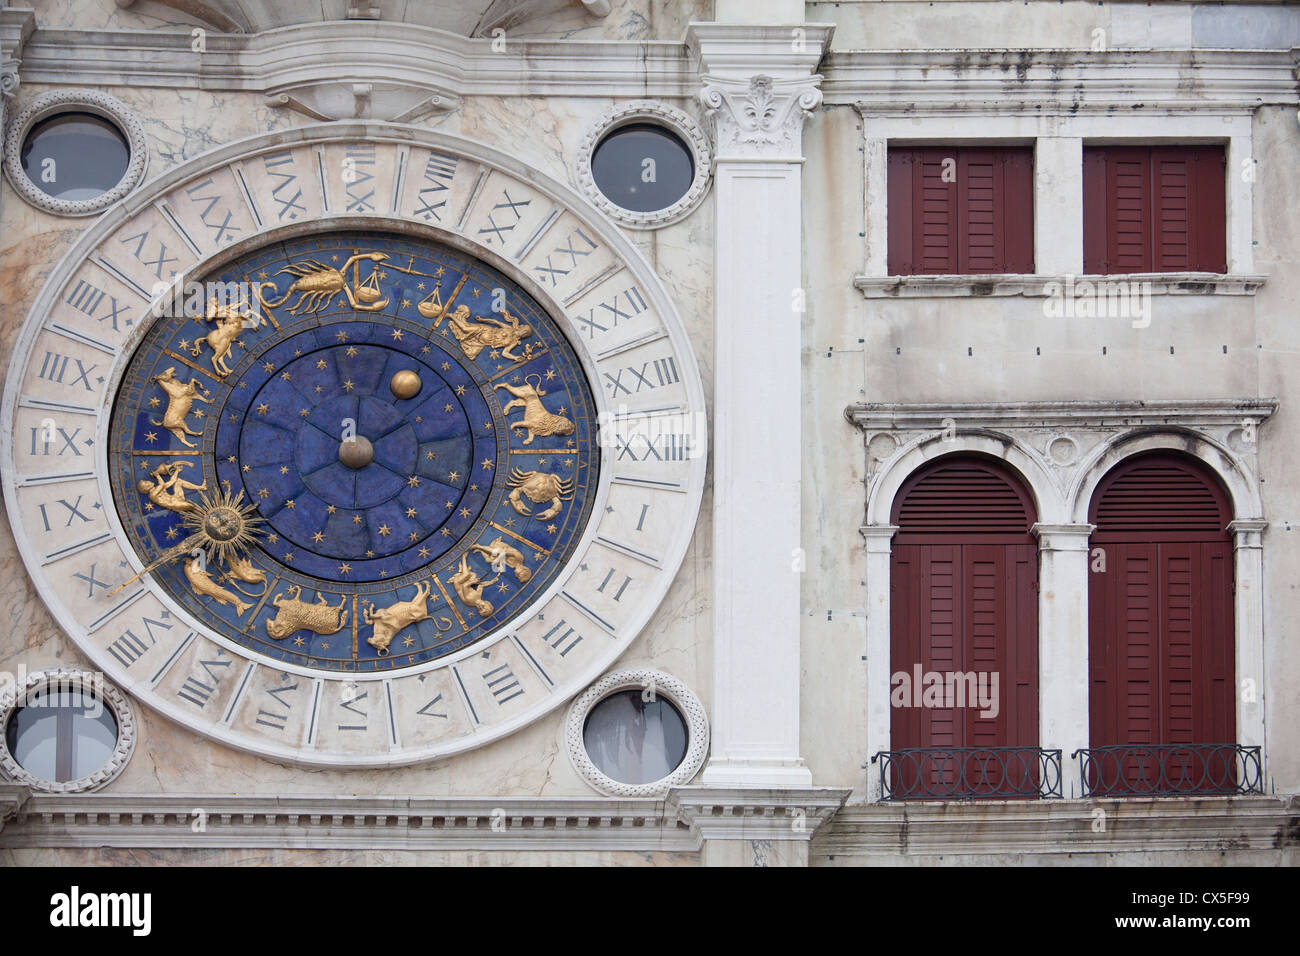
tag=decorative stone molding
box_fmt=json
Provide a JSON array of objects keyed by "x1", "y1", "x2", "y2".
[
  {"x1": 264, "y1": 81, "x2": 460, "y2": 123},
  {"x1": 2, "y1": 89, "x2": 148, "y2": 216},
  {"x1": 0, "y1": 5, "x2": 36, "y2": 100},
  {"x1": 573, "y1": 100, "x2": 712, "y2": 229},
  {"x1": 0, "y1": 668, "x2": 137, "y2": 794},
  {"x1": 700, "y1": 73, "x2": 822, "y2": 158},
  {"x1": 19, "y1": 24, "x2": 698, "y2": 100},
  {"x1": 0, "y1": 785, "x2": 29, "y2": 834},
  {"x1": 667, "y1": 787, "x2": 851, "y2": 844},
  {"x1": 835, "y1": 49, "x2": 1299, "y2": 113},
  {"x1": 846, "y1": 399, "x2": 1277, "y2": 526},
  {"x1": 0, "y1": 794, "x2": 699, "y2": 852},
  {"x1": 565, "y1": 668, "x2": 709, "y2": 797},
  {"x1": 853, "y1": 273, "x2": 1269, "y2": 299},
  {"x1": 815, "y1": 796, "x2": 1299, "y2": 860}
]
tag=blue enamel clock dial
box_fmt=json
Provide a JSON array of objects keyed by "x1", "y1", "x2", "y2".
[{"x1": 109, "y1": 231, "x2": 600, "y2": 673}]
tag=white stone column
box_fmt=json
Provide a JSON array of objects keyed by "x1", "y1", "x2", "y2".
[
  {"x1": 1227, "y1": 520, "x2": 1267, "y2": 752},
  {"x1": 689, "y1": 23, "x2": 832, "y2": 788},
  {"x1": 1, "y1": 7, "x2": 37, "y2": 225},
  {"x1": 861, "y1": 525, "x2": 898, "y2": 800},
  {"x1": 1031, "y1": 523, "x2": 1093, "y2": 798},
  {"x1": 1034, "y1": 137, "x2": 1083, "y2": 276}
]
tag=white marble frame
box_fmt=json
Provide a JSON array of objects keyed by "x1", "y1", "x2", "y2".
[
  {"x1": 860, "y1": 421, "x2": 1269, "y2": 801},
  {"x1": 856, "y1": 111, "x2": 1256, "y2": 282},
  {"x1": 572, "y1": 100, "x2": 713, "y2": 230},
  {"x1": 0, "y1": 121, "x2": 710, "y2": 769},
  {"x1": 0, "y1": 667, "x2": 137, "y2": 794},
  {"x1": 2, "y1": 88, "x2": 149, "y2": 217},
  {"x1": 564, "y1": 667, "x2": 709, "y2": 797}
]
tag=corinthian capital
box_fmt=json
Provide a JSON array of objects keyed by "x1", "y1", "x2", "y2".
[{"x1": 701, "y1": 73, "x2": 822, "y2": 159}]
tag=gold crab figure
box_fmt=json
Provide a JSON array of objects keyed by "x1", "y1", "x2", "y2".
[
  {"x1": 504, "y1": 470, "x2": 573, "y2": 522},
  {"x1": 256, "y1": 252, "x2": 390, "y2": 314}
]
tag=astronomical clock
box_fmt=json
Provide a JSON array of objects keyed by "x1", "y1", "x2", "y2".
[{"x1": 1, "y1": 124, "x2": 707, "y2": 767}]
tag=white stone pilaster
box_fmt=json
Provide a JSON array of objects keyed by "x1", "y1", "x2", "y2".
[
  {"x1": 0, "y1": 7, "x2": 36, "y2": 225},
  {"x1": 861, "y1": 525, "x2": 898, "y2": 800},
  {"x1": 1032, "y1": 523, "x2": 1093, "y2": 798},
  {"x1": 1034, "y1": 137, "x2": 1083, "y2": 275},
  {"x1": 690, "y1": 22, "x2": 832, "y2": 788},
  {"x1": 1227, "y1": 520, "x2": 1267, "y2": 752}
]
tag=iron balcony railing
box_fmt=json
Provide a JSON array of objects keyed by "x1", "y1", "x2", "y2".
[
  {"x1": 1073, "y1": 744, "x2": 1263, "y2": 798},
  {"x1": 870, "y1": 747, "x2": 1063, "y2": 801}
]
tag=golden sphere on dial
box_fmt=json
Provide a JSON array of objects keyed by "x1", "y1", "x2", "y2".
[{"x1": 390, "y1": 370, "x2": 422, "y2": 400}]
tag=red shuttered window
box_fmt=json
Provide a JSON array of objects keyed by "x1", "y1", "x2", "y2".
[
  {"x1": 1088, "y1": 454, "x2": 1236, "y2": 753},
  {"x1": 887, "y1": 147, "x2": 1035, "y2": 275},
  {"x1": 1083, "y1": 145, "x2": 1227, "y2": 274}
]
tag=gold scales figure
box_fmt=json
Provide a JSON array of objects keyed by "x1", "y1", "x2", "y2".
[{"x1": 411, "y1": 268, "x2": 534, "y2": 362}]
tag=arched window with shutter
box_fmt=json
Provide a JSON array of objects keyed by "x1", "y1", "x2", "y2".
[
  {"x1": 1087, "y1": 452, "x2": 1237, "y2": 794},
  {"x1": 888, "y1": 456, "x2": 1040, "y2": 797}
]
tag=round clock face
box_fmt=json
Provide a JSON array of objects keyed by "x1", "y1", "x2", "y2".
[
  {"x1": 2, "y1": 127, "x2": 706, "y2": 766},
  {"x1": 108, "y1": 231, "x2": 599, "y2": 673}
]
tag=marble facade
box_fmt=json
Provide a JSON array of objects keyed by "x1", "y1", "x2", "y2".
[{"x1": 0, "y1": 0, "x2": 1298, "y2": 865}]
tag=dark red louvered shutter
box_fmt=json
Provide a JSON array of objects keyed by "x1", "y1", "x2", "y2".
[
  {"x1": 1084, "y1": 146, "x2": 1226, "y2": 274},
  {"x1": 1088, "y1": 454, "x2": 1235, "y2": 768},
  {"x1": 889, "y1": 147, "x2": 1033, "y2": 275},
  {"x1": 889, "y1": 457, "x2": 1040, "y2": 796}
]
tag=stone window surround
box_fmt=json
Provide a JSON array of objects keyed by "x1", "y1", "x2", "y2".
[
  {"x1": 0, "y1": 667, "x2": 137, "y2": 794},
  {"x1": 573, "y1": 100, "x2": 713, "y2": 230},
  {"x1": 853, "y1": 112, "x2": 1264, "y2": 298},
  {"x1": 2, "y1": 88, "x2": 149, "y2": 217},
  {"x1": 565, "y1": 667, "x2": 710, "y2": 797},
  {"x1": 847, "y1": 399, "x2": 1275, "y2": 802}
]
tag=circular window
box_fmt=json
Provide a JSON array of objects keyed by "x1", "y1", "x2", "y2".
[
  {"x1": 3, "y1": 90, "x2": 148, "y2": 216},
  {"x1": 20, "y1": 112, "x2": 131, "y2": 201},
  {"x1": 0, "y1": 668, "x2": 135, "y2": 792},
  {"x1": 583, "y1": 688, "x2": 689, "y2": 785},
  {"x1": 565, "y1": 668, "x2": 708, "y2": 796},
  {"x1": 575, "y1": 102, "x2": 711, "y2": 229},
  {"x1": 591, "y1": 124, "x2": 694, "y2": 214}
]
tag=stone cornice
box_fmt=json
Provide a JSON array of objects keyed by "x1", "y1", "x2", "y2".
[
  {"x1": 0, "y1": 788, "x2": 849, "y2": 851},
  {"x1": 815, "y1": 796, "x2": 1299, "y2": 859},
  {"x1": 17, "y1": 23, "x2": 696, "y2": 99},
  {"x1": 846, "y1": 399, "x2": 1279, "y2": 432},
  {"x1": 666, "y1": 787, "x2": 851, "y2": 842},
  {"x1": 834, "y1": 48, "x2": 1300, "y2": 113},
  {"x1": 0, "y1": 794, "x2": 697, "y2": 851}
]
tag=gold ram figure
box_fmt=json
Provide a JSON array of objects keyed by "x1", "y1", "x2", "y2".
[{"x1": 264, "y1": 585, "x2": 349, "y2": 640}]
